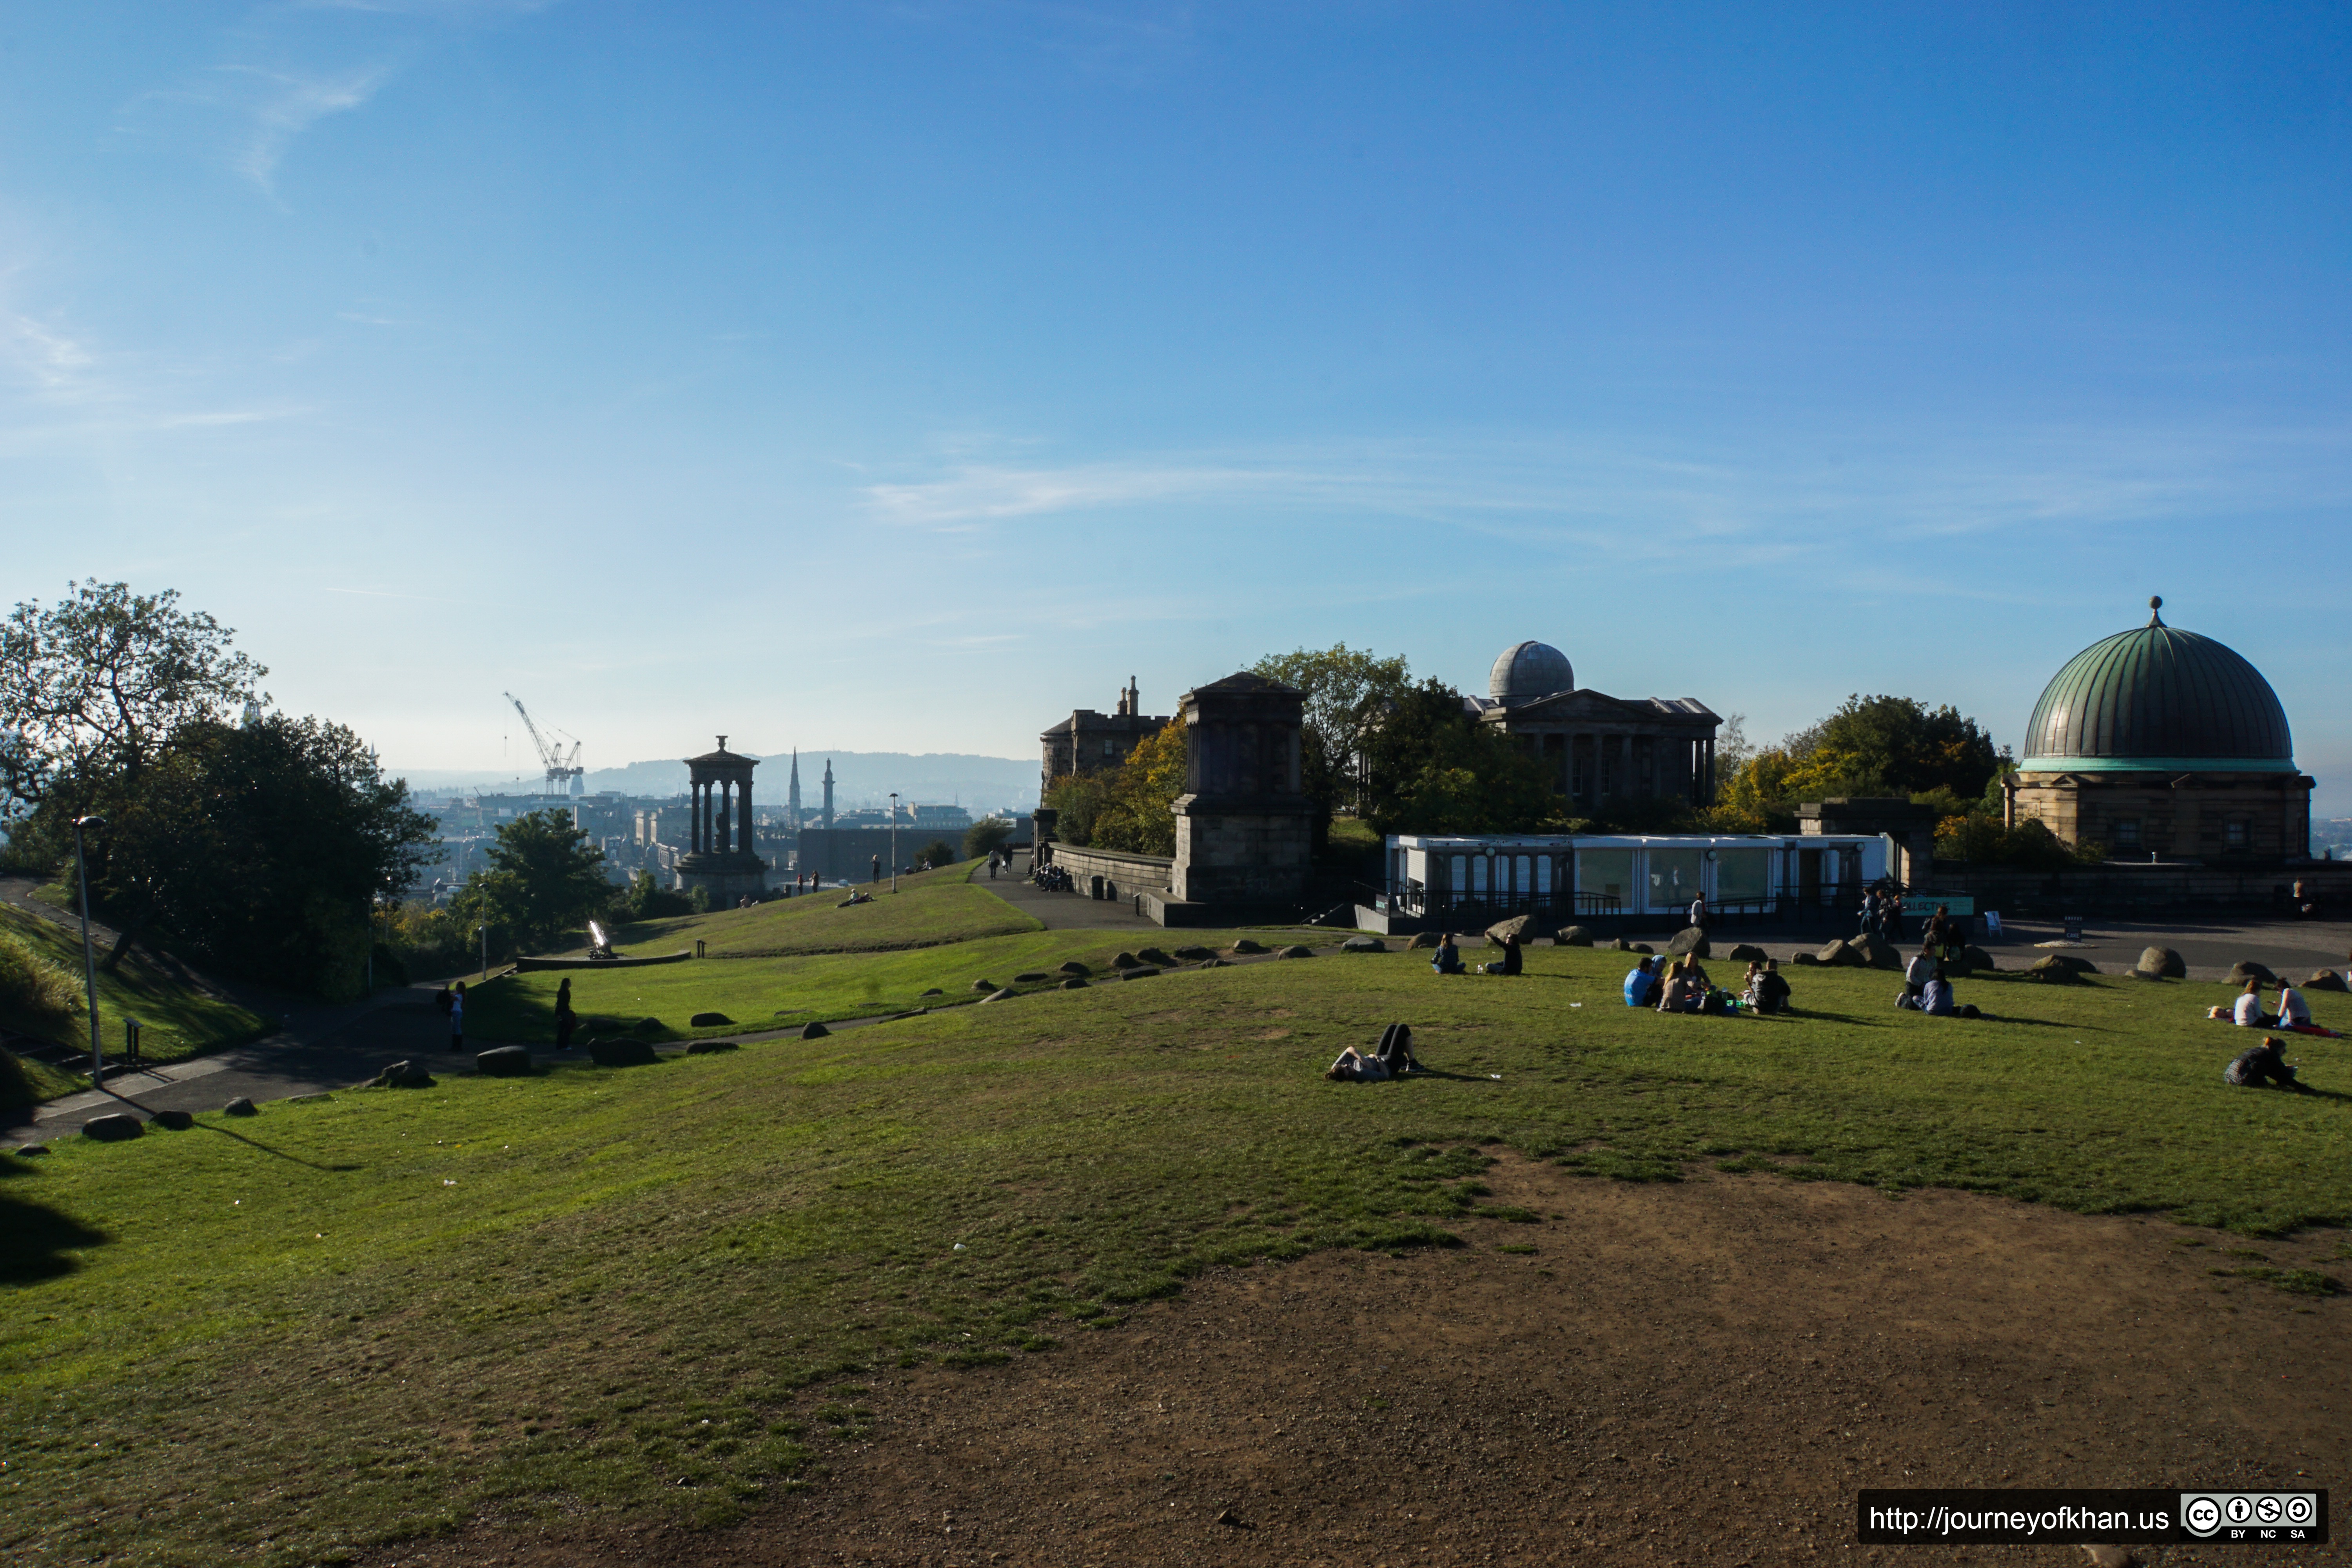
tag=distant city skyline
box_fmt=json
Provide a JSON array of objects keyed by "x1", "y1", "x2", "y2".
[{"x1": 8, "y1": 5, "x2": 2348, "y2": 813}]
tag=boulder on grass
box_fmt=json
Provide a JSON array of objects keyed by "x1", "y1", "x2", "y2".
[
  {"x1": 588, "y1": 1037, "x2": 661, "y2": 1067},
  {"x1": 2305, "y1": 969, "x2": 2348, "y2": 993},
  {"x1": 684, "y1": 1039, "x2": 738, "y2": 1054},
  {"x1": 1791, "y1": 950, "x2": 1821, "y2": 966},
  {"x1": 635, "y1": 1017, "x2": 665, "y2": 1035},
  {"x1": 1959, "y1": 945, "x2": 1996, "y2": 973},
  {"x1": 1059, "y1": 977, "x2": 1088, "y2": 990},
  {"x1": 1230, "y1": 939, "x2": 1270, "y2": 955},
  {"x1": 2226, "y1": 960, "x2": 2277, "y2": 985},
  {"x1": 1171, "y1": 946, "x2": 1216, "y2": 962},
  {"x1": 2028, "y1": 955, "x2": 2091, "y2": 983},
  {"x1": 374, "y1": 1059, "x2": 436, "y2": 1089},
  {"x1": 150, "y1": 1109, "x2": 194, "y2": 1131},
  {"x1": 1122, "y1": 967, "x2": 1161, "y2": 979},
  {"x1": 1406, "y1": 931, "x2": 1442, "y2": 949},
  {"x1": 799, "y1": 1020, "x2": 830, "y2": 1040},
  {"x1": 689, "y1": 1011, "x2": 733, "y2": 1027},
  {"x1": 1138, "y1": 947, "x2": 1176, "y2": 966},
  {"x1": 1847, "y1": 934, "x2": 1900, "y2": 969},
  {"x1": 14, "y1": 1142, "x2": 46, "y2": 1156},
  {"x1": 2136, "y1": 946, "x2": 2188, "y2": 979},
  {"x1": 1485, "y1": 914, "x2": 1533, "y2": 944},
  {"x1": 918, "y1": 988, "x2": 943, "y2": 997},
  {"x1": 1111, "y1": 952, "x2": 1142, "y2": 969},
  {"x1": 475, "y1": 1045, "x2": 534, "y2": 1077},
  {"x1": 1817, "y1": 940, "x2": 1862, "y2": 966},
  {"x1": 980, "y1": 988, "x2": 1016, "y2": 1004},
  {"x1": 80, "y1": 1113, "x2": 143, "y2": 1142},
  {"x1": 223, "y1": 1096, "x2": 258, "y2": 1116},
  {"x1": 1726, "y1": 942, "x2": 1769, "y2": 964},
  {"x1": 1666, "y1": 927, "x2": 1710, "y2": 958},
  {"x1": 1198, "y1": 957, "x2": 1229, "y2": 968},
  {"x1": 970, "y1": 978, "x2": 998, "y2": 993},
  {"x1": 2037, "y1": 952, "x2": 2099, "y2": 975},
  {"x1": 1058, "y1": 960, "x2": 1092, "y2": 976},
  {"x1": 1014, "y1": 971, "x2": 1052, "y2": 983},
  {"x1": 1554, "y1": 925, "x2": 1595, "y2": 947},
  {"x1": 1628, "y1": 942, "x2": 1654, "y2": 955},
  {"x1": 1341, "y1": 936, "x2": 1386, "y2": 953},
  {"x1": 1277, "y1": 944, "x2": 1315, "y2": 959}
]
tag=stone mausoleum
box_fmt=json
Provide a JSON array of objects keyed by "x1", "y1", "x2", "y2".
[
  {"x1": 1471, "y1": 641, "x2": 1723, "y2": 808},
  {"x1": 673, "y1": 737, "x2": 768, "y2": 905},
  {"x1": 2003, "y1": 598, "x2": 2314, "y2": 863}
]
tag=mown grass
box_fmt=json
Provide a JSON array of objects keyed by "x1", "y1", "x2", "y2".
[
  {"x1": 467, "y1": 925, "x2": 1326, "y2": 1042},
  {"x1": 0, "y1": 905, "x2": 272, "y2": 1078},
  {"x1": 3, "y1": 947, "x2": 2346, "y2": 1566},
  {"x1": 599, "y1": 860, "x2": 1037, "y2": 960}
]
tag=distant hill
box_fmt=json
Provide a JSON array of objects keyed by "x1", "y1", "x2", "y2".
[{"x1": 394, "y1": 751, "x2": 1038, "y2": 815}]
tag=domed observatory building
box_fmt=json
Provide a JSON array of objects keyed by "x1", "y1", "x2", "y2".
[
  {"x1": 2005, "y1": 599, "x2": 2312, "y2": 862},
  {"x1": 1472, "y1": 640, "x2": 1722, "y2": 808}
]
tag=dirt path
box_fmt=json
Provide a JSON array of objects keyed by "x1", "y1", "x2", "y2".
[{"x1": 360, "y1": 1164, "x2": 2349, "y2": 1567}]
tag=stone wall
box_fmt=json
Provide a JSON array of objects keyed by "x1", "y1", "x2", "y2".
[
  {"x1": 1042, "y1": 842, "x2": 1174, "y2": 900},
  {"x1": 1171, "y1": 808, "x2": 1313, "y2": 904}
]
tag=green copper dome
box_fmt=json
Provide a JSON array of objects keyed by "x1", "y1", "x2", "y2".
[{"x1": 2018, "y1": 598, "x2": 2294, "y2": 773}]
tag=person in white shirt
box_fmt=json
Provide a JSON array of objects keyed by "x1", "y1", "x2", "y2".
[{"x1": 2231, "y1": 979, "x2": 2276, "y2": 1028}]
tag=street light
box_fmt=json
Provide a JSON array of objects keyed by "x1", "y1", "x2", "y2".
[
  {"x1": 71, "y1": 815, "x2": 105, "y2": 1087},
  {"x1": 888, "y1": 792, "x2": 899, "y2": 894},
  {"x1": 477, "y1": 924, "x2": 488, "y2": 982}
]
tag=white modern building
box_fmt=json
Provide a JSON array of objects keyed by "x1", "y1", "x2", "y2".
[{"x1": 1378, "y1": 832, "x2": 1893, "y2": 932}]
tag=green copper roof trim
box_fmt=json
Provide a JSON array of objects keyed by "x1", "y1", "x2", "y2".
[
  {"x1": 2020, "y1": 596, "x2": 2294, "y2": 769},
  {"x1": 2014, "y1": 756, "x2": 2297, "y2": 775}
]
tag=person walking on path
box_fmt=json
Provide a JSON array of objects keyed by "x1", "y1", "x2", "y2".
[
  {"x1": 448, "y1": 982, "x2": 466, "y2": 1053},
  {"x1": 554, "y1": 977, "x2": 577, "y2": 1052},
  {"x1": 1687, "y1": 893, "x2": 1708, "y2": 932},
  {"x1": 871, "y1": 854, "x2": 880, "y2": 885}
]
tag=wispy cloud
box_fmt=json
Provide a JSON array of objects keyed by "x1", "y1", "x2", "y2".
[
  {"x1": 190, "y1": 63, "x2": 392, "y2": 196},
  {"x1": 0, "y1": 312, "x2": 97, "y2": 394}
]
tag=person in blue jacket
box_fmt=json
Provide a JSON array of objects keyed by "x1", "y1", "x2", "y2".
[{"x1": 1623, "y1": 955, "x2": 1660, "y2": 1007}]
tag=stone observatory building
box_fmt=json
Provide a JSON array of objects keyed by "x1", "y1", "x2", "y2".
[
  {"x1": 1469, "y1": 639, "x2": 1722, "y2": 809},
  {"x1": 2003, "y1": 597, "x2": 2312, "y2": 861}
]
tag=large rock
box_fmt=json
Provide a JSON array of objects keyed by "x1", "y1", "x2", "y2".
[
  {"x1": 2028, "y1": 954, "x2": 2093, "y2": 982},
  {"x1": 1554, "y1": 926, "x2": 1595, "y2": 947},
  {"x1": 1058, "y1": 960, "x2": 1092, "y2": 976},
  {"x1": 81, "y1": 1113, "x2": 144, "y2": 1142},
  {"x1": 689, "y1": 1011, "x2": 733, "y2": 1027},
  {"x1": 1665, "y1": 927, "x2": 1711, "y2": 958},
  {"x1": 1138, "y1": 947, "x2": 1176, "y2": 966},
  {"x1": 1277, "y1": 944, "x2": 1315, "y2": 959},
  {"x1": 1790, "y1": 950, "x2": 1821, "y2": 965},
  {"x1": 150, "y1": 1109, "x2": 194, "y2": 1131},
  {"x1": 1014, "y1": 971, "x2": 1052, "y2": 983},
  {"x1": 2136, "y1": 946, "x2": 2188, "y2": 979},
  {"x1": 1847, "y1": 934, "x2": 1901, "y2": 969},
  {"x1": 1817, "y1": 939, "x2": 1864, "y2": 967},
  {"x1": 374, "y1": 1059, "x2": 436, "y2": 1089},
  {"x1": 1341, "y1": 936, "x2": 1386, "y2": 953},
  {"x1": 969, "y1": 978, "x2": 999, "y2": 993},
  {"x1": 223, "y1": 1096, "x2": 258, "y2": 1117},
  {"x1": 2037, "y1": 952, "x2": 2099, "y2": 975},
  {"x1": 588, "y1": 1037, "x2": 661, "y2": 1067},
  {"x1": 1230, "y1": 939, "x2": 1270, "y2": 956},
  {"x1": 1485, "y1": 914, "x2": 1534, "y2": 943},
  {"x1": 980, "y1": 987, "x2": 1016, "y2": 1003},
  {"x1": 1725, "y1": 942, "x2": 1769, "y2": 964},
  {"x1": 635, "y1": 1017, "x2": 665, "y2": 1035},
  {"x1": 799, "y1": 1020, "x2": 831, "y2": 1040},
  {"x1": 2226, "y1": 960, "x2": 2277, "y2": 985},
  {"x1": 2305, "y1": 969, "x2": 2349, "y2": 993},
  {"x1": 1171, "y1": 946, "x2": 1217, "y2": 962},
  {"x1": 475, "y1": 1046, "x2": 534, "y2": 1077},
  {"x1": 14, "y1": 1142, "x2": 47, "y2": 1156},
  {"x1": 1959, "y1": 946, "x2": 1995, "y2": 973},
  {"x1": 1123, "y1": 966, "x2": 1161, "y2": 979},
  {"x1": 684, "y1": 1039, "x2": 739, "y2": 1054},
  {"x1": 1059, "y1": 977, "x2": 1089, "y2": 989},
  {"x1": 1406, "y1": 931, "x2": 1442, "y2": 949}
]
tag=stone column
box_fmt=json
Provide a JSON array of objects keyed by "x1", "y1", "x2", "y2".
[
  {"x1": 693, "y1": 782, "x2": 705, "y2": 853},
  {"x1": 720, "y1": 779, "x2": 735, "y2": 854},
  {"x1": 739, "y1": 777, "x2": 754, "y2": 861}
]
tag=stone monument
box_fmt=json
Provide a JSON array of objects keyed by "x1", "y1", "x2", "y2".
[
  {"x1": 1160, "y1": 672, "x2": 1313, "y2": 915},
  {"x1": 674, "y1": 737, "x2": 767, "y2": 905}
]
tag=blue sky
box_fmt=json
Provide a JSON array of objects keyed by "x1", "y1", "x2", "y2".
[{"x1": 5, "y1": 2, "x2": 2348, "y2": 809}]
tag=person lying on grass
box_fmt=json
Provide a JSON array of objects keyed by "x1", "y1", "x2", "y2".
[
  {"x1": 1326, "y1": 1024, "x2": 1417, "y2": 1081},
  {"x1": 2224, "y1": 1036, "x2": 2315, "y2": 1093}
]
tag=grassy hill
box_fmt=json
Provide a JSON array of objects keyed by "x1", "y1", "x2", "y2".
[
  {"x1": 599, "y1": 861, "x2": 1040, "y2": 959},
  {"x1": 4, "y1": 945, "x2": 2347, "y2": 1564},
  {"x1": 0, "y1": 904, "x2": 273, "y2": 1106}
]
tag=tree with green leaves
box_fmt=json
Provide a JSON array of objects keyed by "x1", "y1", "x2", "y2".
[
  {"x1": 1357, "y1": 678, "x2": 1555, "y2": 836},
  {"x1": 1249, "y1": 644, "x2": 1412, "y2": 829},
  {"x1": 453, "y1": 809, "x2": 612, "y2": 953},
  {"x1": 0, "y1": 580, "x2": 267, "y2": 824},
  {"x1": 962, "y1": 817, "x2": 1013, "y2": 860}
]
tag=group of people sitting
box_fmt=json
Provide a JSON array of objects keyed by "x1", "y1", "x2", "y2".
[
  {"x1": 1621, "y1": 954, "x2": 1791, "y2": 1015},
  {"x1": 2209, "y1": 976, "x2": 2323, "y2": 1031},
  {"x1": 1427, "y1": 930, "x2": 1526, "y2": 975},
  {"x1": 1894, "y1": 944, "x2": 1983, "y2": 1019}
]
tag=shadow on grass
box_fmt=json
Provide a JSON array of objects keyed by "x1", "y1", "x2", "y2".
[
  {"x1": 192, "y1": 1120, "x2": 361, "y2": 1173},
  {"x1": 0, "y1": 1192, "x2": 109, "y2": 1283}
]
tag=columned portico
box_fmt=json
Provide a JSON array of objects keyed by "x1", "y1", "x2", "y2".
[{"x1": 675, "y1": 736, "x2": 767, "y2": 905}]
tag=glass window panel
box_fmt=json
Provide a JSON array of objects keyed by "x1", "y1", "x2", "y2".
[
  {"x1": 1648, "y1": 848, "x2": 1704, "y2": 910},
  {"x1": 1536, "y1": 856, "x2": 1552, "y2": 895},
  {"x1": 1577, "y1": 849, "x2": 1633, "y2": 910},
  {"x1": 1450, "y1": 854, "x2": 1466, "y2": 891},
  {"x1": 1716, "y1": 848, "x2": 1770, "y2": 902}
]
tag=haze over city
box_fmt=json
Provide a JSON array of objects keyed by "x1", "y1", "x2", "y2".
[{"x1": 4, "y1": 3, "x2": 2348, "y2": 810}]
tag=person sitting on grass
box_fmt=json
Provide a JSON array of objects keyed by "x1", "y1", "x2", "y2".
[
  {"x1": 2210, "y1": 978, "x2": 2277, "y2": 1027},
  {"x1": 2224, "y1": 1036, "x2": 2314, "y2": 1093},
  {"x1": 1744, "y1": 959, "x2": 1791, "y2": 1016},
  {"x1": 1431, "y1": 933, "x2": 1465, "y2": 975},
  {"x1": 2276, "y1": 978, "x2": 2312, "y2": 1029},
  {"x1": 1623, "y1": 955, "x2": 1660, "y2": 1008},
  {"x1": 1655, "y1": 958, "x2": 1702, "y2": 1014},
  {"x1": 1480, "y1": 930, "x2": 1525, "y2": 976},
  {"x1": 1902, "y1": 946, "x2": 1936, "y2": 1005},
  {"x1": 1916, "y1": 967, "x2": 1983, "y2": 1019}
]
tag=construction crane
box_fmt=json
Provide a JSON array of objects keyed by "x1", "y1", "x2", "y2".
[{"x1": 503, "y1": 692, "x2": 584, "y2": 797}]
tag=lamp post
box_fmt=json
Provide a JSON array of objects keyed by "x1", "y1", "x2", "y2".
[
  {"x1": 477, "y1": 924, "x2": 487, "y2": 982},
  {"x1": 889, "y1": 792, "x2": 899, "y2": 894},
  {"x1": 72, "y1": 815, "x2": 106, "y2": 1087}
]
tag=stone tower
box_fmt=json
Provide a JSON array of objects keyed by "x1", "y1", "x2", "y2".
[
  {"x1": 674, "y1": 737, "x2": 767, "y2": 905},
  {"x1": 821, "y1": 758, "x2": 835, "y2": 829},
  {"x1": 1169, "y1": 672, "x2": 1313, "y2": 907},
  {"x1": 787, "y1": 748, "x2": 802, "y2": 827}
]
